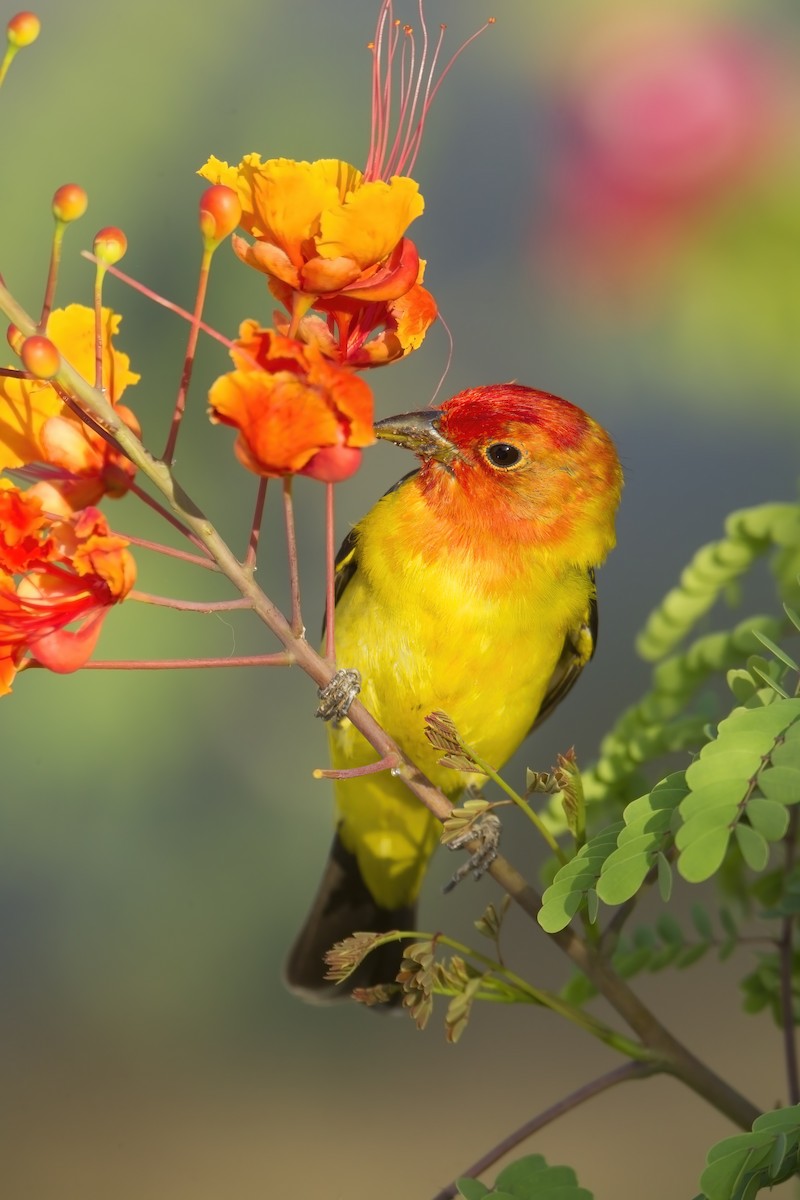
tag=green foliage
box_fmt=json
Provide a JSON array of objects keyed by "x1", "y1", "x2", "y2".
[
  {"x1": 676, "y1": 696, "x2": 800, "y2": 883},
  {"x1": 562, "y1": 904, "x2": 740, "y2": 1006},
  {"x1": 537, "y1": 822, "x2": 623, "y2": 933},
  {"x1": 579, "y1": 500, "x2": 800, "y2": 812},
  {"x1": 637, "y1": 503, "x2": 800, "y2": 662},
  {"x1": 595, "y1": 772, "x2": 687, "y2": 905},
  {"x1": 697, "y1": 1105, "x2": 800, "y2": 1200},
  {"x1": 456, "y1": 1154, "x2": 593, "y2": 1199}
]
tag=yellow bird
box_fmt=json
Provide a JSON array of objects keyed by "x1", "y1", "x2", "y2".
[{"x1": 286, "y1": 383, "x2": 622, "y2": 998}]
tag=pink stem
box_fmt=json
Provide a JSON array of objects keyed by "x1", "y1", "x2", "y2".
[
  {"x1": 128, "y1": 481, "x2": 213, "y2": 555},
  {"x1": 162, "y1": 245, "x2": 213, "y2": 464},
  {"x1": 128, "y1": 591, "x2": 251, "y2": 612},
  {"x1": 325, "y1": 481, "x2": 336, "y2": 661},
  {"x1": 283, "y1": 476, "x2": 304, "y2": 635},
  {"x1": 83, "y1": 653, "x2": 294, "y2": 670},
  {"x1": 39, "y1": 225, "x2": 64, "y2": 329},
  {"x1": 80, "y1": 252, "x2": 236, "y2": 353},
  {"x1": 120, "y1": 534, "x2": 220, "y2": 571},
  {"x1": 245, "y1": 477, "x2": 269, "y2": 567},
  {"x1": 313, "y1": 753, "x2": 401, "y2": 780}
]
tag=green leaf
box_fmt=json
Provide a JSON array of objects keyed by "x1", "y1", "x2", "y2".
[
  {"x1": 700, "y1": 1106, "x2": 800, "y2": 1200},
  {"x1": 457, "y1": 1182, "x2": 491, "y2": 1200},
  {"x1": 752, "y1": 630, "x2": 799, "y2": 671},
  {"x1": 538, "y1": 824, "x2": 623, "y2": 932},
  {"x1": 677, "y1": 825, "x2": 732, "y2": 883},
  {"x1": 744, "y1": 798, "x2": 789, "y2": 841},
  {"x1": 735, "y1": 825, "x2": 770, "y2": 872},
  {"x1": 656, "y1": 852, "x2": 673, "y2": 901},
  {"x1": 691, "y1": 904, "x2": 714, "y2": 940}
]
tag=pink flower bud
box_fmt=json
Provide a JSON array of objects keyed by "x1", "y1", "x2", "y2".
[
  {"x1": 20, "y1": 334, "x2": 60, "y2": 379},
  {"x1": 93, "y1": 226, "x2": 128, "y2": 265},
  {"x1": 300, "y1": 445, "x2": 363, "y2": 483},
  {"x1": 199, "y1": 184, "x2": 242, "y2": 245},
  {"x1": 7, "y1": 11, "x2": 40, "y2": 48},
  {"x1": 52, "y1": 183, "x2": 88, "y2": 224}
]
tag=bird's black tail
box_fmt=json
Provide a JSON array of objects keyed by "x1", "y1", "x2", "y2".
[{"x1": 284, "y1": 830, "x2": 414, "y2": 1004}]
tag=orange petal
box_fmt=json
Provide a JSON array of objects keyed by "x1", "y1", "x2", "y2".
[{"x1": 340, "y1": 237, "x2": 420, "y2": 302}]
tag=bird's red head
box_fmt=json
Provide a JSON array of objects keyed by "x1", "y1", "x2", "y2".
[{"x1": 374, "y1": 383, "x2": 622, "y2": 565}]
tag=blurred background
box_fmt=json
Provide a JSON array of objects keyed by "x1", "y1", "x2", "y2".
[{"x1": 2, "y1": 0, "x2": 800, "y2": 1196}]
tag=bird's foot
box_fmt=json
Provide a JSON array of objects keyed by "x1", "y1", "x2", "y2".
[
  {"x1": 442, "y1": 812, "x2": 501, "y2": 893},
  {"x1": 315, "y1": 668, "x2": 361, "y2": 723}
]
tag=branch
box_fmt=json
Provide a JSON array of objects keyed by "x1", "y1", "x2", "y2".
[{"x1": 431, "y1": 1061, "x2": 656, "y2": 1200}]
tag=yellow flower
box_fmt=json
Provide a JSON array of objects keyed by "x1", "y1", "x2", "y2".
[
  {"x1": 0, "y1": 305, "x2": 140, "y2": 489},
  {"x1": 199, "y1": 154, "x2": 423, "y2": 300}
]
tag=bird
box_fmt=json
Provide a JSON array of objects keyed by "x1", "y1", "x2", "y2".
[{"x1": 285, "y1": 383, "x2": 623, "y2": 1000}]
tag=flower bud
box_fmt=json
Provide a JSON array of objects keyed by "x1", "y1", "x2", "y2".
[
  {"x1": 199, "y1": 184, "x2": 241, "y2": 245},
  {"x1": 52, "y1": 183, "x2": 88, "y2": 224},
  {"x1": 300, "y1": 445, "x2": 363, "y2": 483},
  {"x1": 6, "y1": 323, "x2": 23, "y2": 353},
  {"x1": 20, "y1": 334, "x2": 60, "y2": 379},
  {"x1": 7, "y1": 11, "x2": 40, "y2": 47},
  {"x1": 93, "y1": 226, "x2": 127, "y2": 265}
]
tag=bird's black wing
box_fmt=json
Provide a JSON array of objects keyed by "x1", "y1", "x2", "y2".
[
  {"x1": 322, "y1": 469, "x2": 420, "y2": 635},
  {"x1": 530, "y1": 569, "x2": 598, "y2": 733}
]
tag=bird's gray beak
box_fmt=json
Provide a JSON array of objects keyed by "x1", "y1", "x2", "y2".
[{"x1": 373, "y1": 409, "x2": 461, "y2": 465}]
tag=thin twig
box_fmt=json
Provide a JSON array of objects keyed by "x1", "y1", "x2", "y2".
[
  {"x1": 162, "y1": 246, "x2": 213, "y2": 464},
  {"x1": 283, "y1": 476, "x2": 304, "y2": 635},
  {"x1": 128, "y1": 481, "x2": 213, "y2": 556},
  {"x1": 82, "y1": 654, "x2": 293, "y2": 670},
  {"x1": 324, "y1": 481, "x2": 336, "y2": 661},
  {"x1": 245, "y1": 477, "x2": 269, "y2": 567},
  {"x1": 431, "y1": 1061, "x2": 656, "y2": 1200},
  {"x1": 119, "y1": 535, "x2": 220, "y2": 571},
  {"x1": 128, "y1": 591, "x2": 251, "y2": 612}
]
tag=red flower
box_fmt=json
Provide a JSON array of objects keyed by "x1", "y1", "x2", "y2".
[{"x1": 0, "y1": 486, "x2": 136, "y2": 696}]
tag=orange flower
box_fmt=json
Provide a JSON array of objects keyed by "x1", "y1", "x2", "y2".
[
  {"x1": 272, "y1": 263, "x2": 438, "y2": 368},
  {"x1": 209, "y1": 323, "x2": 374, "y2": 478},
  {"x1": 0, "y1": 305, "x2": 141, "y2": 508},
  {"x1": 199, "y1": 154, "x2": 423, "y2": 306},
  {"x1": 0, "y1": 485, "x2": 135, "y2": 696}
]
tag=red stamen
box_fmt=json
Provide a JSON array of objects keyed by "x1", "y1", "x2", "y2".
[{"x1": 364, "y1": 2, "x2": 494, "y2": 182}]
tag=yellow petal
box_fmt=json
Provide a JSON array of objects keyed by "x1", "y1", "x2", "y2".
[{"x1": 317, "y1": 175, "x2": 423, "y2": 267}]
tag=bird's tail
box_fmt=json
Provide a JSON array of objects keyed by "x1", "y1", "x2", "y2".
[{"x1": 284, "y1": 830, "x2": 414, "y2": 1004}]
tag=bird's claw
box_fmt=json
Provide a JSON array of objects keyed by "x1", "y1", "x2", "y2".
[
  {"x1": 442, "y1": 812, "x2": 501, "y2": 893},
  {"x1": 315, "y1": 668, "x2": 361, "y2": 723}
]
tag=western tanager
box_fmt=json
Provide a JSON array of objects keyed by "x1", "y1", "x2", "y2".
[{"x1": 286, "y1": 383, "x2": 622, "y2": 998}]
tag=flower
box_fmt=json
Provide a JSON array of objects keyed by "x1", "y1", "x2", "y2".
[
  {"x1": 0, "y1": 485, "x2": 136, "y2": 695},
  {"x1": 271, "y1": 264, "x2": 438, "y2": 368},
  {"x1": 199, "y1": 154, "x2": 423, "y2": 307},
  {"x1": 209, "y1": 323, "x2": 374, "y2": 478},
  {"x1": 0, "y1": 304, "x2": 141, "y2": 507}
]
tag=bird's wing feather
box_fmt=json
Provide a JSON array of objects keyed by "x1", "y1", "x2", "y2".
[{"x1": 530, "y1": 570, "x2": 597, "y2": 732}]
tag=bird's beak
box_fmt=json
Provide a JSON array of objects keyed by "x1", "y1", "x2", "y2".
[{"x1": 373, "y1": 410, "x2": 461, "y2": 465}]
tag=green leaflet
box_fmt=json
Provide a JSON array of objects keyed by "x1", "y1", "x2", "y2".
[
  {"x1": 675, "y1": 697, "x2": 800, "y2": 883},
  {"x1": 585, "y1": 615, "x2": 783, "y2": 807},
  {"x1": 458, "y1": 1154, "x2": 594, "y2": 1200},
  {"x1": 595, "y1": 773, "x2": 687, "y2": 905},
  {"x1": 699, "y1": 1105, "x2": 800, "y2": 1199},
  {"x1": 537, "y1": 824, "x2": 623, "y2": 932}
]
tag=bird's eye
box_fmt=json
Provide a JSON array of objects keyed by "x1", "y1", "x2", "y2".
[{"x1": 485, "y1": 442, "x2": 522, "y2": 469}]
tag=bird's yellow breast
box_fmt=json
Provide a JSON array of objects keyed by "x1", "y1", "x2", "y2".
[{"x1": 328, "y1": 478, "x2": 595, "y2": 908}]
